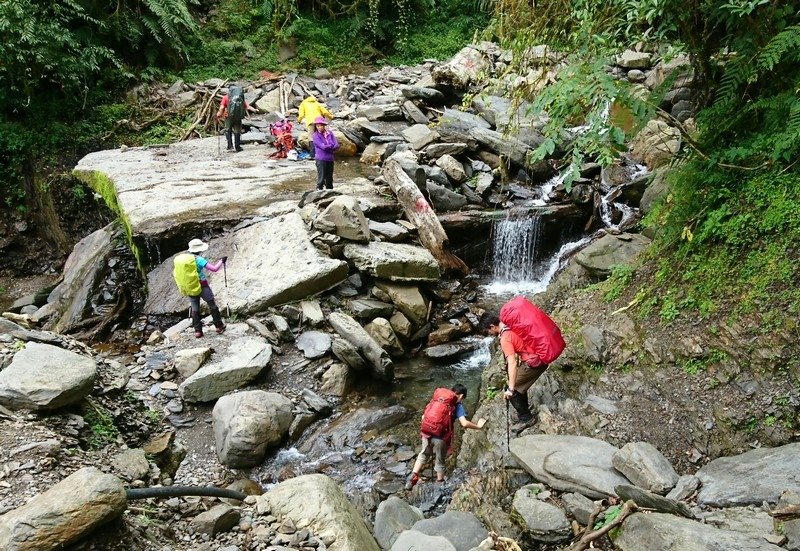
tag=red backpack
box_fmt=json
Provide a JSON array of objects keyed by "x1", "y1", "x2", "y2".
[
  {"x1": 499, "y1": 296, "x2": 565, "y2": 364},
  {"x1": 420, "y1": 388, "x2": 458, "y2": 438}
]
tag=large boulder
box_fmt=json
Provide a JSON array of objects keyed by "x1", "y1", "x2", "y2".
[
  {"x1": 435, "y1": 109, "x2": 491, "y2": 144},
  {"x1": 179, "y1": 337, "x2": 272, "y2": 403},
  {"x1": 145, "y1": 213, "x2": 349, "y2": 315},
  {"x1": 313, "y1": 196, "x2": 372, "y2": 242},
  {"x1": 612, "y1": 442, "x2": 678, "y2": 495},
  {"x1": 574, "y1": 233, "x2": 651, "y2": 278},
  {"x1": 45, "y1": 224, "x2": 115, "y2": 333},
  {"x1": 343, "y1": 242, "x2": 440, "y2": 282},
  {"x1": 364, "y1": 317, "x2": 404, "y2": 357},
  {"x1": 427, "y1": 182, "x2": 468, "y2": 212},
  {"x1": 411, "y1": 511, "x2": 487, "y2": 551},
  {"x1": 614, "y1": 512, "x2": 781, "y2": 551},
  {"x1": 512, "y1": 486, "x2": 571, "y2": 543},
  {"x1": 469, "y1": 127, "x2": 533, "y2": 166},
  {"x1": 0, "y1": 342, "x2": 96, "y2": 411},
  {"x1": 432, "y1": 46, "x2": 491, "y2": 89},
  {"x1": 213, "y1": 390, "x2": 293, "y2": 468},
  {"x1": 696, "y1": 442, "x2": 800, "y2": 507},
  {"x1": 299, "y1": 405, "x2": 408, "y2": 457},
  {"x1": 374, "y1": 496, "x2": 424, "y2": 550},
  {"x1": 374, "y1": 283, "x2": 428, "y2": 327},
  {"x1": 629, "y1": 119, "x2": 681, "y2": 168},
  {"x1": 328, "y1": 312, "x2": 393, "y2": 380},
  {"x1": 391, "y1": 531, "x2": 455, "y2": 551},
  {"x1": 258, "y1": 474, "x2": 380, "y2": 551},
  {"x1": 0, "y1": 467, "x2": 126, "y2": 551},
  {"x1": 510, "y1": 435, "x2": 630, "y2": 499}
]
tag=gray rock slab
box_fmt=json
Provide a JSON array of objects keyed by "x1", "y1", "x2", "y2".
[
  {"x1": 574, "y1": 233, "x2": 652, "y2": 278},
  {"x1": 402, "y1": 124, "x2": 439, "y2": 150},
  {"x1": 179, "y1": 337, "x2": 272, "y2": 403},
  {"x1": 561, "y1": 492, "x2": 596, "y2": 525},
  {"x1": 328, "y1": 312, "x2": 393, "y2": 381},
  {"x1": 510, "y1": 435, "x2": 630, "y2": 499},
  {"x1": 512, "y1": 486, "x2": 571, "y2": 543},
  {"x1": 612, "y1": 442, "x2": 678, "y2": 495},
  {"x1": 350, "y1": 299, "x2": 395, "y2": 320},
  {"x1": 374, "y1": 282, "x2": 428, "y2": 326},
  {"x1": 174, "y1": 347, "x2": 212, "y2": 379},
  {"x1": 696, "y1": 443, "x2": 800, "y2": 506},
  {"x1": 391, "y1": 530, "x2": 455, "y2": 551},
  {"x1": 0, "y1": 342, "x2": 96, "y2": 410},
  {"x1": 0, "y1": 467, "x2": 126, "y2": 551},
  {"x1": 111, "y1": 449, "x2": 150, "y2": 481},
  {"x1": 700, "y1": 506, "x2": 776, "y2": 541},
  {"x1": 374, "y1": 496, "x2": 424, "y2": 550},
  {"x1": 296, "y1": 331, "x2": 332, "y2": 359},
  {"x1": 313, "y1": 195, "x2": 372, "y2": 242},
  {"x1": 145, "y1": 213, "x2": 349, "y2": 315},
  {"x1": 368, "y1": 220, "x2": 410, "y2": 243},
  {"x1": 191, "y1": 504, "x2": 240, "y2": 536},
  {"x1": 666, "y1": 474, "x2": 700, "y2": 501},
  {"x1": 614, "y1": 512, "x2": 782, "y2": 551},
  {"x1": 615, "y1": 484, "x2": 694, "y2": 518},
  {"x1": 411, "y1": 511, "x2": 487, "y2": 551},
  {"x1": 343, "y1": 242, "x2": 440, "y2": 282}
]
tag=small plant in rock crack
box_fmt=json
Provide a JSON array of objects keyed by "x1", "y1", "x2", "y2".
[
  {"x1": 486, "y1": 387, "x2": 499, "y2": 400},
  {"x1": 83, "y1": 399, "x2": 120, "y2": 450}
]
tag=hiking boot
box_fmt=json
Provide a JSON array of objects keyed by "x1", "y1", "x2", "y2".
[
  {"x1": 510, "y1": 417, "x2": 536, "y2": 433},
  {"x1": 194, "y1": 331, "x2": 203, "y2": 338},
  {"x1": 404, "y1": 473, "x2": 420, "y2": 491},
  {"x1": 215, "y1": 325, "x2": 226, "y2": 334}
]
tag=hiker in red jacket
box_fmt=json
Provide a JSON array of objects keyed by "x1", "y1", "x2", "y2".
[
  {"x1": 480, "y1": 314, "x2": 544, "y2": 431},
  {"x1": 405, "y1": 383, "x2": 486, "y2": 490}
]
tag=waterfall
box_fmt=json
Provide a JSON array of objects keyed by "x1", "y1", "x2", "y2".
[{"x1": 491, "y1": 212, "x2": 543, "y2": 283}]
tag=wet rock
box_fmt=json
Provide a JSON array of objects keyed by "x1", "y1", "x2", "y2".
[
  {"x1": 111, "y1": 448, "x2": 150, "y2": 481},
  {"x1": 0, "y1": 467, "x2": 126, "y2": 551},
  {"x1": 423, "y1": 341, "x2": 478, "y2": 360},
  {"x1": 192, "y1": 504, "x2": 240, "y2": 536},
  {"x1": 365, "y1": 317, "x2": 405, "y2": 357},
  {"x1": 289, "y1": 411, "x2": 317, "y2": 440},
  {"x1": 320, "y1": 363, "x2": 352, "y2": 396},
  {"x1": 374, "y1": 496, "x2": 424, "y2": 550},
  {"x1": 411, "y1": 510, "x2": 487, "y2": 550},
  {"x1": 435, "y1": 109, "x2": 490, "y2": 144},
  {"x1": 374, "y1": 282, "x2": 428, "y2": 327},
  {"x1": 343, "y1": 242, "x2": 440, "y2": 282},
  {"x1": 666, "y1": 474, "x2": 700, "y2": 501},
  {"x1": 0, "y1": 342, "x2": 96, "y2": 411},
  {"x1": 427, "y1": 182, "x2": 468, "y2": 212},
  {"x1": 313, "y1": 196, "x2": 372, "y2": 242},
  {"x1": 469, "y1": 127, "x2": 533, "y2": 166},
  {"x1": 331, "y1": 337, "x2": 368, "y2": 371},
  {"x1": 301, "y1": 405, "x2": 407, "y2": 456},
  {"x1": 350, "y1": 299, "x2": 395, "y2": 321},
  {"x1": 574, "y1": 233, "x2": 651, "y2": 279},
  {"x1": 213, "y1": 390, "x2": 293, "y2": 468},
  {"x1": 179, "y1": 338, "x2": 272, "y2": 403},
  {"x1": 389, "y1": 311, "x2": 413, "y2": 341},
  {"x1": 174, "y1": 347, "x2": 212, "y2": 379},
  {"x1": 328, "y1": 312, "x2": 393, "y2": 381},
  {"x1": 427, "y1": 322, "x2": 471, "y2": 346},
  {"x1": 296, "y1": 331, "x2": 332, "y2": 359},
  {"x1": 301, "y1": 388, "x2": 332, "y2": 415},
  {"x1": 612, "y1": 442, "x2": 678, "y2": 495},
  {"x1": 512, "y1": 485, "x2": 571, "y2": 543},
  {"x1": 368, "y1": 221, "x2": 410, "y2": 243},
  {"x1": 259, "y1": 474, "x2": 381, "y2": 551}
]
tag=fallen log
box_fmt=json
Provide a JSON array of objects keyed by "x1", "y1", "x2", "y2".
[{"x1": 383, "y1": 159, "x2": 468, "y2": 276}]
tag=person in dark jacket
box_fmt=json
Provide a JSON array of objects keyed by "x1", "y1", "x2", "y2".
[{"x1": 311, "y1": 116, "x2": 339, "y2": 190}]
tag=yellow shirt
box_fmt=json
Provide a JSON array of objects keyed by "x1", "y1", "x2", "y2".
[{"x1": 298, "y1": 97, "x2": 333, "y2": 126}]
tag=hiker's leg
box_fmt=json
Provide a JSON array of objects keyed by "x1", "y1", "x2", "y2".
[
  {"x1": 432, "y1": 438, "x2": 447, "y2": 481},
  {"x1": 315, "y1": 160, "x2": 326, "y2": 190},
  {"x1": 189, "y1": 296, "x2": 202, "y2": 334},
  {"x1": 201, "y1": 285, "x2": 224, "y2": 330},
  {"x1": 406, "y1": 436, "x2": 432, "y2": 489},
  {"x1": 323, "y1": 161, "x2": 334, "y2": 189},
  {"x1": 307, "y1": 125, "x2": 316, "y2": 158},
  {"x1": 224, "y1": 119, "x2": 233, "y2": 150},
  {"x1": 509, "y1": 390, "x2": 533, "y2": 422},
  {"x1": 233, "y1": 121, "x2": 243, "y2": 152}
]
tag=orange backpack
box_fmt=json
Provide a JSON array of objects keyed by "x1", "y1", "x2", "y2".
[{"x1": 420, "y1": 388, "x2": 458, "y2": 438}]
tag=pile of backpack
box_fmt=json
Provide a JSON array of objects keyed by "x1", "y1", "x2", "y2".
[{"x1": 269, "y1": 120, "x2": 295, "y2": 159}]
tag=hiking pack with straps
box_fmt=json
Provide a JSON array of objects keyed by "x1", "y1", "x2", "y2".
[
  {"x1": 499, "y1": 296, "x2": 566, "y2": 364},
  {"x1": 173, "y1": 253, "x2": 202, "y2": 297},
  {"x1": 420, "y1": 388, "x2": 458, "y2": 438},
  {"x1": 227, "y1": 85, "x2": 245, "y2": 123}
]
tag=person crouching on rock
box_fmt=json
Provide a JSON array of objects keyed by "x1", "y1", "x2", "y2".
[
  {"x1": 311, "y1": 116, "x2": 339, "y2": 190},
  {"x1": 186, "y1": 238, "x2": 227, "y2": 338},
  {"x1": 405, "y1": 383, "x2": 486, "y2": 490}
]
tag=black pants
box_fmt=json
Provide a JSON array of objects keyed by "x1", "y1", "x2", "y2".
[
  {"x1": 316, "y1": 160, "x2": 334, "y2": 190},
  {"x1": 188, "y1": 284, "x2": 224, "y2": 333},
  {"x1": 224, "y1": 118, "x2": 243, "y2": 151}
]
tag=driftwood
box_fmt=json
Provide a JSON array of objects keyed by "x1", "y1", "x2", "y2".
[
  {"x1": 476, "y1": 531, "x2": 523, "y2": 551},
  {"x1": 383, "y1": 159, "x2": 468, "y2": 276},
  {"x1": 568, "y1": 500, "x2": 638, "y2": 551},
  {"x1": 181, "y1": 80, "x2": 228, "y2": 141}
]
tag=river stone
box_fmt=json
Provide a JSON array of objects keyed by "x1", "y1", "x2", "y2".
[
  {"x1": 423, "y1": 341, "x2": 478, "y2": 360},
  {"x1": 510, "y1": 435, "x2": 630, "y2": 499},
  {"x1": 402, "y1": 124, "x2": 439, "y2": 150},
  {"x1": 368, "y1": 220, "x2": 409, "y2": 243},
  {"x1": 389, "y1": 311, "x2": 413, "y2": 340},
  {"x1": 145, "y1": 213, "x2": 349, "y2": 315},
  {"x1": 350, "y1": 299, "x2": 395, "y2": 320},
  {"x1": 614, "y1": 512, "x2": 782, "y2": 551},
  {"x1": 435, "y1": 109, "x2": 491, "y2": 144},
  {"x1": 320, "y1": 363, "x2": 352, "y2": 396},
  {"x1": 629, "y1": 119, "x2": 681, "y2": 168},
  {"x1": 45, "y1": 224, "x2": 115, "y2": 333},
  {"x1": 423, "y1": 143, "x2": 467, "y2": 159},
  {"x1": 300, "y1": 300, "x2": 325, "y2": 327},
  {"x1": 255, "y1": 87, "x2": 282, "y2": 112},
  {"x1": 191, "y1": 503, "x2": 240, "y2": 536},
  {"x1": 615, "y1": 485, "x2": 693, "y2": 518},
  {"x1": 328, "y1": 312, "x2": 393, "y2": 381},
  {"x1": 213, "y1": 390, "x2": 293, "y2": 468},
  {"x1": 411, "y1": 510, "x2": 487, "y2": 551},
  {"x1": 364, "y1": 318, "x2": 404, "y2": 357},
  {"x1": 512, "y1": 486, "x2": 571, "y2": 543},
  {"x1": 469, "y1": 127, "x2": 531, "y2": 166},
  {"x1": 361, "y1": 142, "x2": 392, "y2": 165},
  {"x1": 400, "y1": 86, "x2": 445, "y2": 104},
  {"x1": 435, "y1": 154, "x2": 467, "y2": 183},
  {"x1": 374, "y1": 496, "x2": 424, "y2": 550},
  {"x1": 617, "y1": 49, "x2": 652, "y2": 69},
  {"x1": 612, "y1": 442, "x2": 678, "y2": 495},
  {"x1": 427, "y1": 182, "x2": 468, "y2": 212},
  {"x1": 296, "y1": 331, "x2": 332, "y2": 359},
  {"x1": 666, "y1": 474, "x2": 700, "y2": 501},
  {"x1": 259, "y1": 474, "x2": 380, "y2": 551},
  {"x1": 391, "y1": 530, "x2": 455, "y2": 551},
  {"x1": 174, "y1": 347, "x2": 212, "y2": 379},
  {"x1": 331, "y1": 338, "x2": 368, "y2": 371},
  {"x1": 402, "y1": 101, "x2": 429, "y2": 125},
  {"x1": 0, "y1": 342, "x2": 96, "y2": 411},
  {"x1": 560, "y1": 492, "x2": 596, "y2": 526},
  {"x1": 374, "y1": 282, "x2": 428, "y2": 326},
  {"x1": 696, "y1": 442, "x2": 800, "y2": 507},
  {"x1": 179, "y1": 337, "x2": 272, "y2": 403},
  {"x1": 432, "y1": 46, "x2": 490, "y2": 89},
  {"x1": 640, "y1": 169, "x2": 671, "y2": 215},
  {"x1": 343, "y1": 242, "x2": 440, "y2": 282},
  {"x1": 111, "y1": 448, "x2": 150, "y2": 482},
  {"x1": 574, "y1": 233, "x2": 652, "y2": 278},
  {"x1": 300, "y1": 405, "x2": 407, "y2": 457},
  {"x1": 313, "y1": 196, "x2": 372, "y2": 242},
  {"x1": 0, "y1": 467, "x2": 126, "y2": 551},
  {"x1": 356, "y1": 103, "x2": 404, "y2": 121}
]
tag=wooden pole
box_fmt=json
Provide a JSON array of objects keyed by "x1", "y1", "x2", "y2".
[{"x1": 382, "y1": 159, "x2": 468, "y2": 276}]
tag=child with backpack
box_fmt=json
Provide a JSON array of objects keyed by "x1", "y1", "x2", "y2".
[
  {"x1": 479, "y1": 296, "x2": 566, "y2": 432},
  {"x1": 215, "y1": 83, "x2": 258, "y2": 153},
  {"x1": 173, "y1": 239, "x2": 227, "y2": 338},
  {"x1": 405, "y1": 383, "x2": 487, "y2": 490}
]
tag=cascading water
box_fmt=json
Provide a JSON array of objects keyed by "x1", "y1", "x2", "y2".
[{"x1": 490, "y1": 211, "x2": 542, "y2": 283}]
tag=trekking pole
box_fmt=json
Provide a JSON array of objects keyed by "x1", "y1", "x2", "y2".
[
  {"x1": 504, "y1": 385, "x2": 510, "y2": 452},
  {"x1": 216, "y1": 118, "x2": 221, "y2": 156},
  {"x1": 222, "y1": 258, "x2": 230, "y2": 318}
]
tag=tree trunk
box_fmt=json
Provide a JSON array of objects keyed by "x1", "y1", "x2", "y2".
[
  {"x1": 22, "y1": 158, "x2": 70, "y2": 253},
  {"x1": 382, "y1": 159, "x2": 468, "y2": 276}
]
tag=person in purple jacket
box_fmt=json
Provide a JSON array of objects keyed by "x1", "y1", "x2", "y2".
[{"x1": 311, "y1": 116, "x2": 339, "y2": 190}]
